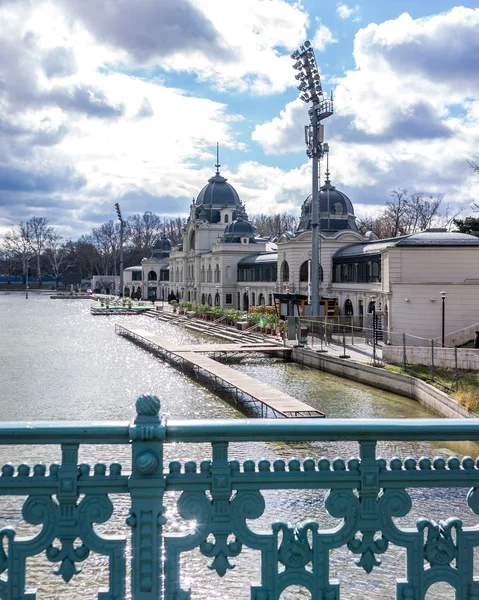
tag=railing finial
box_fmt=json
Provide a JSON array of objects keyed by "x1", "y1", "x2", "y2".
[{"x1": 136, "y1": 395, "x2": 160, "y2": 416}]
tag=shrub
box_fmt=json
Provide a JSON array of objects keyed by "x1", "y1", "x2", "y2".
[{"x1": 456, "y1": 390, "x2": 479, "y2": 413}]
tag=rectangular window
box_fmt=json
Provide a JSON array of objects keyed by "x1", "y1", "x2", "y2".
[{"x1": 225, "y1": 294, "x2": 232, "y2": 304}]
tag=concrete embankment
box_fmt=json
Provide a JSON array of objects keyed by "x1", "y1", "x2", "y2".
[{"x1": 292, "y1": 347, "x2": 475, "y2": 419}]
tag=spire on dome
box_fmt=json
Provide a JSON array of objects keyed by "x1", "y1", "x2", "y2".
[
  {"x1": 324, "y1": 143, "x2": 331, "y2": 185},
  {"x1": 215, "y1": 142, "x2": 221, "y2": 175}
]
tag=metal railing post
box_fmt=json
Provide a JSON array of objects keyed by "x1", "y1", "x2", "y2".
[
  {"x1": 128, "y1": 395, "x2": 165, "y2": 600},
  {"x1": 339, "y1": 325, "x2": 350, "y2": 359},
  {"x1": 431, "y1": 339, "x2": 435, "y2": 382},
  {"x1": 455, "y1": 346, "x2": 459, "y2": 392},
  {"x1": 402, "y1": 333, "x2": 407, "y2": 372}
]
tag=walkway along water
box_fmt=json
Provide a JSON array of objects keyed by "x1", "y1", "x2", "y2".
[{"x1": 115, "y1": 324, "x2": 324, "y2": 418}]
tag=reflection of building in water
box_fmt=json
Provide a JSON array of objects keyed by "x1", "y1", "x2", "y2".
[{"x1": 126, "y1": 155, "x2": 479, "y2": 344}]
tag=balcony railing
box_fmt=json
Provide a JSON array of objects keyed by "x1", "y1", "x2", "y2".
[{"x1": 1, "y1": 395, "x2": 479, "y2": 599}]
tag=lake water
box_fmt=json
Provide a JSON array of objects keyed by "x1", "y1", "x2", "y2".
[{"x1": 0, "y1": 292, "x2": 474, "y2": 599}]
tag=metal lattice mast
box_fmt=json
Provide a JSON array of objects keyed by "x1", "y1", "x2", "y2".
[
  {"x1": 291, "y1": 41, "x2": 333, "y2": 317},
  {"x1": 115, "y1": 202, "x2": 126, "y2": 297}
]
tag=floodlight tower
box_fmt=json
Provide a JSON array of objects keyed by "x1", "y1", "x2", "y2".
[
  {"x1": 115, "y1": 202, "x2": 126, "y2": 297},
  {"x1": 291, "y1": 41, "x2": 333, "y2": 317}
]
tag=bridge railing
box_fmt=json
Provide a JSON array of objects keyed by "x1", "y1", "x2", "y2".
[{"x1": 1, "y1": 395, "x2": 479, "y2": 599}]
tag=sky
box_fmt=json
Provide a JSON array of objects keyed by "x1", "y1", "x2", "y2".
[{"x1": 1, "y1": 0, "x2": 479, "y2": 239}]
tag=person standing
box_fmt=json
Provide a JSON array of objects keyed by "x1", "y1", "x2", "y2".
[{"x1": 474, "y1": 330, "x2": 479, "y2": 349}]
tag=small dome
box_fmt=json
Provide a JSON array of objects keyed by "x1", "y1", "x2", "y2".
[
  {"x1": 296, "y1": 177, "x2": 358, "y2": 234},
  {"x1": 222, "y1": 216, "x2": 257, "y2": 243},
  {"x1": 153, "y1": 236, "x2": 171, "y2": 251},
  {"x1": 152, "y1": 235, "x2": 171, "y2": 259}
]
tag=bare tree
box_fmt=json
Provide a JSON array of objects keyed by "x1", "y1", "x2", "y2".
[
  {"x1": 44, "y1": 233, "x2": 71, "y2": 287},
  {"x1": 28, "y1": 217, "x2": 54, "y2": 286},
  {"x1": 250, "y1": 213, "x2": 298, "y2": 239},
  {"x1": 127, "y1": 212, "x2": 164, "y2": 263},
  {"x1": 3, "y1": 222, "x2": 32, "y2": 283},
  {"x1": 89, "y1": 221, "x2": 120, "y2": 275}
]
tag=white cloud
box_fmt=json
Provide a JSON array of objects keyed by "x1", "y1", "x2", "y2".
[
  {"x1": 251, "y1": 7, "x2": 479, "y2": 215},
  {"x1": 0, "y1": 0, "x2": 246, "y2": 236},
  {"x1": 312, "y1": 24, "x2": 338, "y2": 51},
  {"x1": 336, "y1": 3, "x2": 361, "y2": 21},
  {"x1": 252, "y1": 99, "x2": 308, "y2": 155}
]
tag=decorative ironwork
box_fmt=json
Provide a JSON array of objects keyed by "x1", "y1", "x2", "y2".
[{"x1": 0, "y1": 397, "x2": 478, "y2": 598}]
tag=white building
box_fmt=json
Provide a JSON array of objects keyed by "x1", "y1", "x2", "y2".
[{"x1": 128, "y1": 163, "x2": 479, "y2": 343}]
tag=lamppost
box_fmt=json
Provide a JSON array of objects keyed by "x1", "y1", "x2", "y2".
[
  {"x1": 215, "y1": 286, "x2": 220, "y2": 307},
  {"x1": 25, "y1": 255, "x2": 29, "y2": 300},
  {"x1": 291, "y1": 40, "x2": 333, "y2": 317},
  {"x1": 440, "y1": 291, "x2": 447, "y2": 347},
  {"x1": 370, "y1": 295, "x2": 377, "y2": 364},
  {"x1": 115, "y1": 203, "x2": 126, "y2": 297}
]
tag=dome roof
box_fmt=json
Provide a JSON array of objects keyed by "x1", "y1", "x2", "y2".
[
  {"x1": 296, "y1": 176, "x2": 358, "y2": 234},
  {"x1": 195, "y1": 173, "x2": 241, "y2": 208},
  {"x1": 153, "y1": 236, "x2": 171, "y2": 251},
  {"x1": 152, "y1": 235, "x2": 171, "y2": 259},
  {"x1": 222, "y1": 216, "x2": 258, "y2": 243}
]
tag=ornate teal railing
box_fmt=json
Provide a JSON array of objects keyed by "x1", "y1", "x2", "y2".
[{"x1": 1, "y1": 395, "x2": 479, "y2": 599}]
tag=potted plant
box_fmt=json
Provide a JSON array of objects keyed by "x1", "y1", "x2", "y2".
[{"x1": 170, "y1": 299, "x2": 178, "y2": 313}]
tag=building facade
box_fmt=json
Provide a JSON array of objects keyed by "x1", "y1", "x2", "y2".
[{"x1": 127, "y1": 164, "x2": 479, "y2": 343}]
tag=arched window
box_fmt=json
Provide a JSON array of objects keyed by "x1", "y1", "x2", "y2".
[
  {"x1": 201, "y1": 266, "x2": 205, "y2": 282},
  {"x1": 258, "y1": 293, "x2": 265, "y2": 305},
  {"x1": 207, "y1": 294, "x2": 213, "y2": 306},
  {"x1": 124, "y1": 287, "x2": 130, "y2": 297},
  {"x1": 344, "y1": 299, "x2": 354, "y2": 316},
  {"x1": 189, "y1": 230, "x2": 196, "y2": 251},
  {"x1": 282, "y1": 261, "x2": 289, "y2": 282},
  {"x1": 201, "y1": 293, "x2": 206, "y2": 304},
  {"x1": 224, "y1": 214, "x2": 229, "y2": 223},
  {"x1": 147, "y1": 270, "x2": 157, "y2": 281},
  {"x1": 214, "y1": 264, "x2": 220, "y2": 283},
  {"x1": 299, "y1": 261, "x2": 309, "y2": 282},
  {"x1": 226, "y1": 265, "x2": 231, "y2": 280},
  {"x1": 207, "y1": 265, "x2": 212, "y2": 283}
]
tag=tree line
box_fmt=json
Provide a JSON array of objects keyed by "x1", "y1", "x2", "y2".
[
  {"x1": 1, "y1": 190, "x2": 477, "y2": 285},
  {"x1": 0, "y1": 213, "x2": 187, "y2": 285}
]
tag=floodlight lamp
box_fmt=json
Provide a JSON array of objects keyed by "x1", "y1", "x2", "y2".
[
  {"x1": 293, "y1": 61, "x2": 302, "y2": 70},
  {"x1": 304, "y1": 40, "x2": 311, "y2": 47},
  {"x1": 295, "y1": 73, "x2": 303, "y2": 81},
  {"x1": 290, "y1": 51, "x2": 300, "y2": 59}
]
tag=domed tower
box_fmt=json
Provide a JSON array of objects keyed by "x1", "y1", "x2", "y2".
[
  {"x1": 194, "y1": 149, "x2": 242, "y2": 224},
  {"x1": 152, "y1": 235, "x2": 172, "y2": 260},
  {"x1": 296, "y1": 168, "x2": 358, "y2": 235}
]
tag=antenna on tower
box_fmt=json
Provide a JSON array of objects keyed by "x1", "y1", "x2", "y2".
[{"x1": 215, "y1": 142, "x2": 221, "y2": 175}]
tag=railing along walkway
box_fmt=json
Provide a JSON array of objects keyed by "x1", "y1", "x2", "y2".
[
  {"x1": 116, "y1": 325, "x2": 321, "y2": 418},
  {"x1": 2, "y1": 396, "x2": 479, "y2": 599}
]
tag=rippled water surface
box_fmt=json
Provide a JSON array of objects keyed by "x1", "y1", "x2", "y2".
[{"x1": 0, "y1": 292, "x2": 475, "y2": 599}]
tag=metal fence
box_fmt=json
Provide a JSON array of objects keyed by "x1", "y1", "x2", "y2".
[
  {"x1": 297, "y1": 318, "x2": 477, "y2": 393},
  {"x1": 3, "y1": 396, "x2": 479, "y2": 598}
]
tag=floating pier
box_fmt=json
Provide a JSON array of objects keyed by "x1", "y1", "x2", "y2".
[{"x1": 116, "y1": 324, "x2": 324, "y2": 418}]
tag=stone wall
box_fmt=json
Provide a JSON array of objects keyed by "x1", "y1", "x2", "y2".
[
  {"x1": 292, "y1": 347, "x2": 476, "y2": 419},
  {"x1": 382, "y1": 345, "x2": 479, "y2": 370}
]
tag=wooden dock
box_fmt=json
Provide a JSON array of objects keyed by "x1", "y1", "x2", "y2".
[{"x1": 116, "y1": 324, "x2": 324, "y2": 418}]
